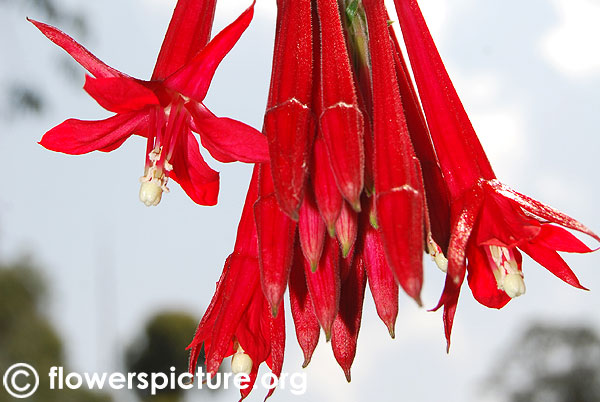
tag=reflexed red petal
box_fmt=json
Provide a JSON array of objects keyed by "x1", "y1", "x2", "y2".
[
  {"x1": 28, "y1": 18, "x2": 125, "y2": 79},
  {"x1": 331, "y1": 255, "x2": 367, "y2": 382},
  {"x1": 39, "y1": 111, "x2": 146, "y2": 155},
  {"x1": 535, "y1": 224, "x2": 593, "y2": 253},
  {"x1": 169, "y1": 130, "x2": 220, "y2": 206},
  {"x1": 466, "y1": 244, "x2": 510, "y2": 309},
  {"x1": 299, "y1": 188, "x2": 327, "y2": 271},
  {"x1": 363, "y1": 222, "x2": 398, "y2": 337},
  {"x1": 152, "y1": 0, "x2": 217, "y2": 80},
  {"x1": 488, "y1": 180, "x2": 600, "y2": 243},
  {"x1": 393, "y1": 0, "x2": 495, "y2": 196},
  {"x1": 304, "y1": 236, "x2": 341, "y2": 340},
  {"x1": 255, "y1": 164, "x2": 297, "y2": 315},
  {"x1": 289, "y1": 245, "x2": 321, "y2": 367},
  {"x1": 316, "y1": 0, "x2": 365, "y2": 210},
  {"x1": 83, "y1": 76, "x2": 159, "y2": 114},
  {"x1": 187, "y1": 103, "x2": 269, "y2": 163},
  {"x1": 165, "y1": 2, "x2": 255, "y2": 101},
  {"x1": 520, "y1": 243, "x2": 588, "y2": 290},
  {"x1": 475, "y1": 191, "x2": 540, "y2": 247},
  {"x1": 312, "y1": 136, "x2": 343, "y2": 234}
]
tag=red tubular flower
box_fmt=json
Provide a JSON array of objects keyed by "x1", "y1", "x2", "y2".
[
  {"x1": 303, "y1": 236, "x2": 341, "y2": 341},
  {"x1": 394, "y1": 0, "x2": 600, "y2": 347},
  {"x1": 316, "y1": 0, "x2": 365, "y2": 211},
  {"x1": 363, "y1": 0, "x2": 426, "y2": 305},
  {"x1": 289, "y1": 242, "x2": 321, "y2": 367},
  {"x1": 263, "y1": 0, "x2": 316, "y2": 220},
  {"x1": 362, "y1": 212, "x2": 399, "y2": 338},
  {"x1": 331, "y1": 253, "x2": 367, "y2": 382},
  {"x1": 255, "y1": 163, "x2": 297, "y2": 316},
  {"x1": 188, "y1": 166, "x2": 285, "y2": 400},
  {"x1": 298, "y1": 186, "x2": 327, "y2": 271},
  {"x1": 31, "y1": 1, "x2": 268, "y2": 207}
]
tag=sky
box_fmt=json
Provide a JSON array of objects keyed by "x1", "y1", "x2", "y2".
[{"x1": 1, "y1": 0, "x2": 600, "y2": 401}]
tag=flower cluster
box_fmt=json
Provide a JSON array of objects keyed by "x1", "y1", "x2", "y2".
[{"x1": 32, "y1": 0, "x2": 598, "y2": 399}]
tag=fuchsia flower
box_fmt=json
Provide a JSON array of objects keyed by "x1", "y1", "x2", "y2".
[
  {"x1": 31, "y1": 0, "x2": 268, "y2": 207},
  {"x1": 183, "y1": 0, "x2": 598, "y2": 397},
  {"x1": 188, "y1": 165, "x2": 285, "y2": 400},
  {"x1": 394, "y1": 0, "x2": 599, "y2": 347}
]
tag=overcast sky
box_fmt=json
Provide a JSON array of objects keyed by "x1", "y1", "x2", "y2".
[{"x1": 1, "y1": 0, "x2": 600, "y2": 401}]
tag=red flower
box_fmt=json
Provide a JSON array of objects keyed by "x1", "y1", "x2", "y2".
[
  {"x1": 30, "y1": 0, "x2": 268, "y2": 207},
  {"x1": 188, "y1": 165, "x2": 284, "y2": 400},
  {"x1": 394, "y1": 0, "x2": 600, "y2": 347}
]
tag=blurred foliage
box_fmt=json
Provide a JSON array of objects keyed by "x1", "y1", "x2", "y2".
[
  {"x1": 126, "y1": 310, "x2": 213, "y2": 402},
  {"x1": 482, "y1": 322, "x2": 600, "y2": 402},
  {"x1": 0, "y1": 259, "x2": 112, "y2": 402}
]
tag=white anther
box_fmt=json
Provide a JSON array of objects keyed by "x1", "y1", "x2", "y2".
[
  {"x1": 487, "y1": 245, "x2": 526, "y2": 299},
  {"x1": 502, "y1": 273, "x2": 526, "y2": 298},
  {"x1": 231, "y1": 346, "x2": 253, "y2": 375},
  {"x1": 139, "y1": 180, "x2": 163, "y2": 206},
  {"x1": 428, "y1": 237, "x2": 448, "y2": 273}
]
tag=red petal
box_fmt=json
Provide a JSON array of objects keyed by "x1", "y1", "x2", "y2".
[
  {"x1": 393, "y1": 0, "x2": 495, "y2": 196},
  {"x1": 289, "y1": 245, "x2": 321, "y2": 367},
  {"x1": 187, "y1": 103, "x2": 269, "y2": 163},
  {"x1": 466, "y1": 244, "x2": 511, "y2": 309},
  {"x1": 316, "y1": 0, "x2": 365, "y2": 210},
  {"x1": 84, "y1": 76, "x2": 159, "y2": 114},
  {"x1": 298, "y1": 187, "x2": 327, "y2": 271},
  {"x1": 164, "y1": 2, "x2": 255, "y2": 101},
  {"x1": 304, "y1": 236, "x2": 341, "y2": 340},
  {"x1": 264, "y1": 298, "x2": 286, "y2": 400},
  {"x1": 331, "y1": 255, "x2": 367, "y2": 382},
  {"x1": 389, "y1": 23, "x2": 451, "y2": 252},
  {"x1": 535, "y1": 224, "x2": 593, "y2": 253},
  {"x1": 255, "y1": 164, "x2": 297, "y2": 315},
  {"x1": 312, "y1": 136, "x2": 343, "y2": 234},
  {"x1": 519, "y1": 243, "x2": 588, "y2": 290},
  {"x1": 39, "y1": 111, "x2": 146, "y2": 154},
  {"x1": 264, "y1": 100, "x2": 316, "y2": 220},
  {"x1": 28, "y1": 18, "x2": 125, "y2": 79},
  {"x1": 363, "y1": 222, "x2": 399, "y2": 337},
  {"x1": 169, "y1": 130, "x2": 220, "y2": 206},
  {"x1": 152, "y1": 0, "x2": 217, "y2": 80},
  {"x1": 488, "y1": 180, "x2": 600, "y2": 243},
  {"x1": 335, "y1": 201, "x2": 358, "y2": 258},
  {"x1": 263, "y1": 0, "x2": 315, "y2": 219},
  {"x1": 364, "y1": 0, "x2": 426, "y2": 304}
]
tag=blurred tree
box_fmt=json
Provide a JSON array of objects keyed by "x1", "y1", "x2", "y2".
[
  {"x1": 126, "y1": 310, "x2": 214, "y2": 402},
  {"x1": 0, "y1": 258, "x2": 112, "y2": 402},
  {"x1": 481, "y1": 323, "x2": 600, "y2": 402},
  {"x1": 1, "y1": 0, "x2": 88, "y2": 118}
]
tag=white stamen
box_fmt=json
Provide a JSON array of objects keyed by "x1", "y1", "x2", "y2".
[
  {"x1": 231, "y1": 345, "x2": 253, "y2": 375},
  {"x1": 428, "y1": 236, "x2": 448, "y2": 273},
  {"x1": 503, "y1": 272, "x2": 526, "y2": 298},
  {"x1": 139, "y1": 180, "x2": 163, "y2": 206},
  {"x1": 487, "y1": 245, "x2": 526, "y2": 299}
]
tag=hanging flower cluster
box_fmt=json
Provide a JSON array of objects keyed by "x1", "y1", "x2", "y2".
[{"x1": 32, "y1": 0, "x2": 598, "y2": 399}]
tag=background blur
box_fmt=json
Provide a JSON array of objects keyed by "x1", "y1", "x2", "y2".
[{"x1": 1, "y1": 0, "x2": 600, "y2": 401}]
